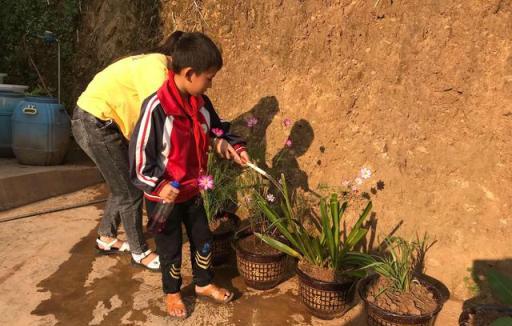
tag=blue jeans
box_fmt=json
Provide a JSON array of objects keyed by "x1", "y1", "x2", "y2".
[{"x1": 71, "y1": 107, "x2": 147, "y2": 254}]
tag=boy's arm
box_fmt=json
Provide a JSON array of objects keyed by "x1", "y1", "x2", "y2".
[
  {"x1": 203, "y1": 95, "x2": 247, "y2": 154},
  {"x1": 129, "y1": 94, "x2": 169, "y2": 196}
]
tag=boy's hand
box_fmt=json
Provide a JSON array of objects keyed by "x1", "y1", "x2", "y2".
[
  {"x1": 158, "y1": 183, "x2": 180, "y2": 203},
  {"x1": 215, "y1": 139, "x2": 250, "y2": 166}
]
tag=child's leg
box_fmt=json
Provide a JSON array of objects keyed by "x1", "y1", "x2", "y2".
[
  {"x1": 146, "y1": 200, "x2": 184, "y2": 293},
  {"x1": 182, "y1": 197, "x2": 214, "y2": 287}
]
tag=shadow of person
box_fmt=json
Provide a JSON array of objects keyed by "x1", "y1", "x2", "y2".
[
  {"x1": 270, "y1": 119, "x2": 314, "y2": 199},
  {"x1": 230, "y1": 96, "x2": 280, "y2": 169}
]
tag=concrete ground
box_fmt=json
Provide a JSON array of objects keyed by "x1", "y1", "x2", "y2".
[
  {"x1": 0, "y1": 146, "x2": 103, "y2": 210},
  {"x1": 0, "y1": 184, "x2": 462, "y2": 325}
]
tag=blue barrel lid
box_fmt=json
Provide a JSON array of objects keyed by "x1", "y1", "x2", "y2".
[
  {"x1": 0, "y1": 91, "x2": 24, "y2": 98},
  {"x1": 23, "y1": 96, "x2": 58, "y2": 104}
]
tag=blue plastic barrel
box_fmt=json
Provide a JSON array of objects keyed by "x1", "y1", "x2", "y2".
[
  {"x1": 0, "y1": 91, "x2": 25, "y2": 157},
  {"x1": 11, "y1": 96, "x2": 70, "y2": 165}
]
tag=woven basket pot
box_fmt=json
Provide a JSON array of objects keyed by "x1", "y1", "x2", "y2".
[
  {"x1": 233, "y1": 230, "x2": 287, "y2": 290},
  {"x1": 296, "y1": 266, "x2": 357, "y2": 319},
  {"x1": 358, "y1": 274, "x2": 444, "y2": 326}
]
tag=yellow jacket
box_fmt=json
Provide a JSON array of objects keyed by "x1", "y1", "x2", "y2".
[{"x1": 77, "y1": 53, "x2": 168, "y2": 139}]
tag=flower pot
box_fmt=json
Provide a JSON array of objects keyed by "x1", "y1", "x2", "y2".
[
  {"x1": 233, "y1": 230, "x2": 287, "y2": 290},
  {"x1": 210, "y1": 212, "x2": 240, "y2": 266},
  {"x1": 359, "y1": 274, "x2": 444, "y2": 326},
  {"x1": 459, "y1": 304, "x2": 512, "y2": 326},
  {"x1": 296, "y1": 265, "x2": 357, "y2": 320}
]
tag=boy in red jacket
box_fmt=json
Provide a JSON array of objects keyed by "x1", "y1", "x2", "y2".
[{"x1": 129, "y1": 32, "x2": 249, "y2": 318}]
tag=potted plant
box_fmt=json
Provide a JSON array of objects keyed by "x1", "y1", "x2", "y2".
[
  {"x1": 459, "y1": 269, "x2": 512, "y2": 326},
  {"x1": 254, "y1": 174, "x2": 376, "y2": 319},
  {"x1": 358, "y1": 235, "x2": 445, "y2": 326},
  {"x1": 200, "y1": 151, "x2": 241, "y2": 266},
  {"x1": 232, "y1": 168, "x2": 289, "y2": 290}
]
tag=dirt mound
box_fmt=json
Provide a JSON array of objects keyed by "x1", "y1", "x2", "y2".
[{"x1": 73, "y1": 0, "x2": 512, "y2": 301}]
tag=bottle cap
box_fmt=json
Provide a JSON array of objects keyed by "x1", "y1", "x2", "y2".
[{"x1": 170, "y1": 181, "x2": 180, "y2": 188}]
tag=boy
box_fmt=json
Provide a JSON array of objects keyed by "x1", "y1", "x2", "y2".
[{"x1": 129, "y1": 32, "x2": 249, "y2": 318}]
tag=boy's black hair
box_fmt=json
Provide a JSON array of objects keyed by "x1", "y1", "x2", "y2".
[{"x1": 169, "y1": 31, "x2": 223, "y2": 74}]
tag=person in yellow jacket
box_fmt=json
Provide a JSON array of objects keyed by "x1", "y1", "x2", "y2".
[{"x1": 71, "y1": 32, "x2": 184, "y2": 270}]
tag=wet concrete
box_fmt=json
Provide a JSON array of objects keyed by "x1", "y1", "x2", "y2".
[{"x1": 0, "y1": 184, "x2": 462, "y2": 325}]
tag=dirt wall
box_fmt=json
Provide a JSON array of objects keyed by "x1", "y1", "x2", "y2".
[{"x1": 75, "y1": 0, "x2": 512, "y2": 301}]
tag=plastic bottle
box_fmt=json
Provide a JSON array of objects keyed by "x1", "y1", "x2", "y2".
[{"x1": 148, "y1": 181, "x2": 180, "y2": 234}]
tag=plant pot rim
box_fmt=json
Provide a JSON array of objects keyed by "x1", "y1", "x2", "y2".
[
  {"x1": 358, "y1": 274, "x2": 444, "y2": 320},
  {"x1": 209, "y1": 211, "x2": 240, "y2": 235},
  {"x1": 233, "y1": 231, "x2": 286, "y2": 260},
  {"x1": 296, "y1": 264, "x2": 356, "y2": 289},
  {"x1": 459, "y1": 304, "x2": 512, "y2": 325}
]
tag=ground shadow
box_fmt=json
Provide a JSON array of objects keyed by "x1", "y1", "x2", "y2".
[
  {"x1": 230, "y1": 96, "x2": 280, "y2": 169},
  {"x1": 270, "y1": 119, "x2": 314, "y2": 199}
]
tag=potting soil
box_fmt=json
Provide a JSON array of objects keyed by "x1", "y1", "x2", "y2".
[{"x1": 366, "y1": 277, "x2": 438, "y2": 316}]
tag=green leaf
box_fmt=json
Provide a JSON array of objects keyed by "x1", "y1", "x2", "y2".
[
  {"x1": 345, "y1": 201, "x2": 372, "y2": 249},
  {"x1": 490, "y1": 317, "x2": 512, "y2": 326},
  {"x1": 255, "y1": 233, "x2": 302, "y2": 259},
  {"x1": 487, "y1": 269, "x2": 512, "y2": 305}
]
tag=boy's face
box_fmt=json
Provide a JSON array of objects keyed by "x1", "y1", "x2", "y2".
[{"x1": 185, "y1": 68, "x2": 218, "y2": 96}]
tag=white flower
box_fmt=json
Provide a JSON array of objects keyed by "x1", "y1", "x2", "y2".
[
  {"x1": 266, "y1": 193, "x2": 276, "y2": 203},
  {"x1": 360, "y1": 167, "x2": 372, "y2": 179},
  {"x1": 354, "y1": 177, "x2": 363, "y2": 185},
  {"x1": 342, "y1": 180, "x2": 350, "y2": 187}
]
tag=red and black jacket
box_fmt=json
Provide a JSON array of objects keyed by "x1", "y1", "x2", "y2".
[{"x1": 129, "y1": 73, "x2": 246, "y2": 203}]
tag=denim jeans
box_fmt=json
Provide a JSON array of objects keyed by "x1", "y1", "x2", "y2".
[{"x1": 71, "y1": 107, "x2": 147, "y2": 254}]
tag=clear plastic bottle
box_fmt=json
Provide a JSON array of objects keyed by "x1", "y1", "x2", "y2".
[{"x1": 148, "y1": 181, "x2": 180, "y2": 234}]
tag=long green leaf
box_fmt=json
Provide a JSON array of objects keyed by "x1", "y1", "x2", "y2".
[
  {"x1": 345, "y1": 201, "x2": 372, "y2": 249},
  {"x1": 331, "y1": 194, "x2": 340, "y2": 260},
  {"x1": 487, "y1": 269, "x2": 512, "y2": 305},
  {"x1": 255, "y1": 233, "x2": 302, "y2": 259},
  {"x1": 321, "y1": 199, "x2": 336, "y2": 266},
  {"x1": 490, "y1": 317, "x2": 512, "y2": 326}
]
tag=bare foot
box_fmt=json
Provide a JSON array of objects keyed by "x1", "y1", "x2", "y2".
[{"x1": 166, "y1": 292, "x2": 187, "y2": 318}]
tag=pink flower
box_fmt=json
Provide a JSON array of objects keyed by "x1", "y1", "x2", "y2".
[
  {"x1": 198, "y1": 175, "x2": 214, "y2": 190},
  {"x1": 246, "y1": 117, "x2": 258, "y2": 128},
  {"x1": 211, "y1": 128, "x2": 224, "y2": 137},
  {"x1": 360, "y1": 167, "x2": 372, "y2": 179},
  {"x1": 283, "y1": 118, "x2": 292, "y2": 128},
  {"x1": 285, "y1": 138, "x2": 292, "y2": 147},
  {"x1": 266, "y1": 193, "x2": 276, "y2": 202}
]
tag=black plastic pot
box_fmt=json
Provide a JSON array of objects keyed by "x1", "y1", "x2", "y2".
[
  {"x1": 459, "y1": 304, "x2": 512, "y2": 326},
  {"x1": 211, "y1": 212, "x2": 240, "y2": 266},
  {"x1": 296, "y1": 266, "x2": 357, "y2": 320},
  {"x1": 233, "y1": 228, "x2": 287, "y2": 290},
  {"x1": 359, "y1": 274, "x2": 444, "y2": 326}
]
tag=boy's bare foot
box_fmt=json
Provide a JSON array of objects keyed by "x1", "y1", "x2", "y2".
[
  {"x1": 195, "y1": 284, "x2": 234, "y2": 303},
  {"x1": 166, "y1": 293, "x2": 187, "y2": 318}
]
